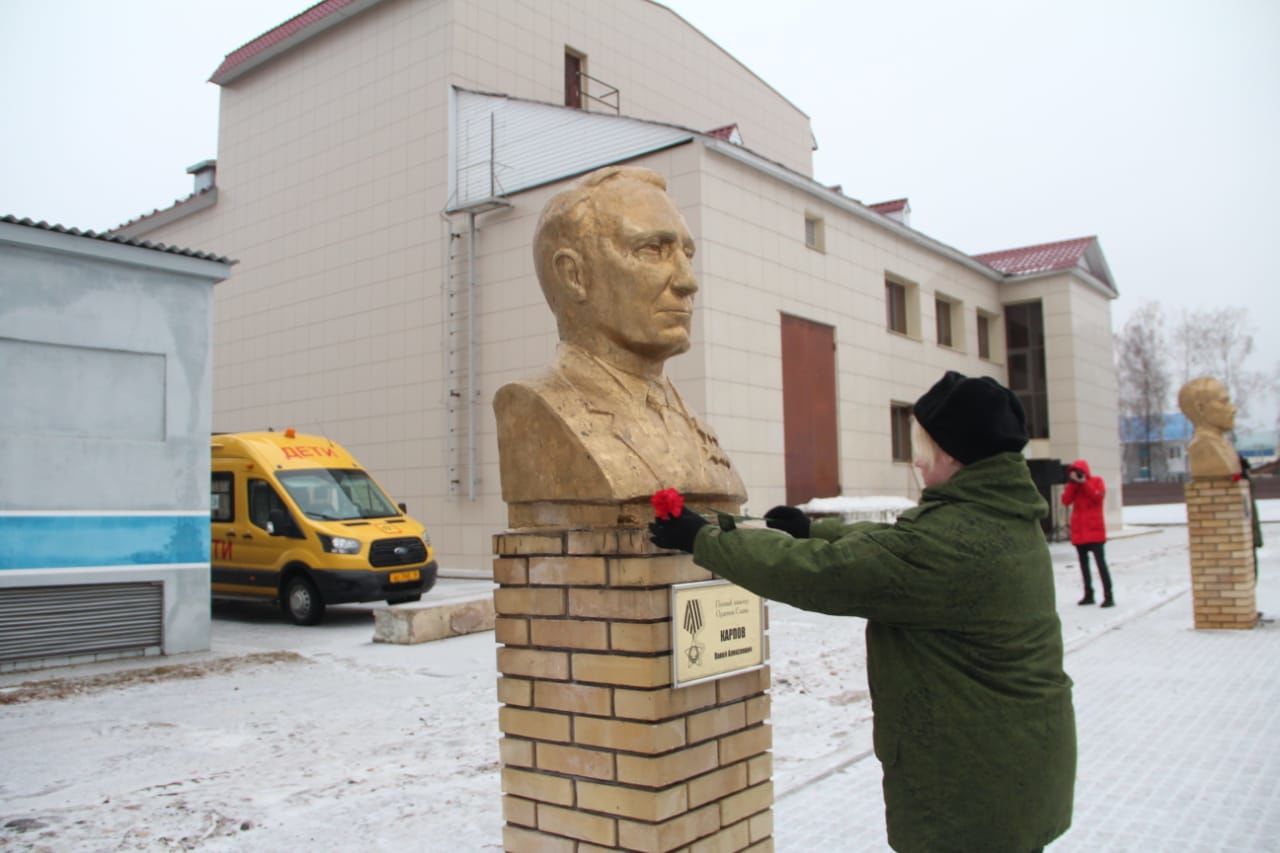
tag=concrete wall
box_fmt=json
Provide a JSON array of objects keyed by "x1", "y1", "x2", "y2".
[{"x1": 0, "y1": 223, "x2": 228, "y2": 660}]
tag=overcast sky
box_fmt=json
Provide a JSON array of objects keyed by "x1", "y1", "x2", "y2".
[{"x1": 4, "y1": 0, "x2": 1278, "y2": 422}]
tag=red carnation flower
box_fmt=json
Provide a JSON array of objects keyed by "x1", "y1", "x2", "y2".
[{"x1": 651, "y1": 488, "x2": 685, "y2": 520}]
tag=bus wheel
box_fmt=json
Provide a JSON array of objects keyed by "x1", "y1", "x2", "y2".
[{"x1": 283, "y1": 575, "x2": 325, "y2": 625}]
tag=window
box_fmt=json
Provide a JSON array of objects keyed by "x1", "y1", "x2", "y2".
[
  {"x1": 977, "y1": 312, "x2": 991, "y2": 359},
  {"x1": 564, "y1": 49, "x2": 585, "y2": 108},
  {"x1": 211, "y1": 472, "x2": 234, "y2": 523},
  {"x1": 885, "y1": 275, "x2": 919, "y2": 338},
  {"x1": 804, "y1": 214, "x2": 824, "y2": 251},
  {"x1": 248, "y1": 479, "x2": 296, "y2": 534},
  {"x1": 891, "y1": 403, "x2": 913, "y2": 462},
  {"x1": 935, "y1": 297, "x2": 953, "y2": 347},
  {"x1": 1004, "y1": 301, "x2": 1049, "y2": 438},
  {"x1": 886, "y1": 280, "x2": 908, "y2": 334}
]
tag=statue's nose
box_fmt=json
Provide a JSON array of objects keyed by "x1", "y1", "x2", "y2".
[{"x1": 671, "y1": 252, "x2": 698, "y2": 295}]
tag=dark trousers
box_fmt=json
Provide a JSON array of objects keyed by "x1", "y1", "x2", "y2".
[{"x1": 1076, "y1": 542, "x2": 1112, "y2": 600}]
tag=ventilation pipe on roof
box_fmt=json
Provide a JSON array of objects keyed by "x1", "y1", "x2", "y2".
[{"x1": 187, "y1": 160, "x2": 216, "y2": 193}]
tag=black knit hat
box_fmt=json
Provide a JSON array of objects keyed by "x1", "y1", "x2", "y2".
[{"x1": 912, "y1": 371, "x2": 1029, "y2": 464}]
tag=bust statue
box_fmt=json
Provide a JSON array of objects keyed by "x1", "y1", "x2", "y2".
[
  {"x1": 1177, "y1": 376, "x2": 1241, "y2": 479},
  {"x1": 494, "y1": 166, "x2": 745, "y2": 506}
]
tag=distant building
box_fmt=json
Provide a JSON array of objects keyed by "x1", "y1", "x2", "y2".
[
  {"x1": 1119, "y1": 413, "x2": 1193, "y2": 482},
  {"x1": 0, "y1": 217, "x2": 230, "y2": 670},
  {"x1": 116, "y1": 0, "x2": 1122, "y2": 569}
]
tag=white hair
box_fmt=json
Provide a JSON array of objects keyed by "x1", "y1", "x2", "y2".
[{"x1": 911, "y1": 419, "x2": 940, "y2": 469}]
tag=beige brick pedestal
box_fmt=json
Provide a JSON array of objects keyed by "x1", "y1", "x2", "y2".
[
  {"x1": 1185, "y1": 479, "x2": 1258, "y2": 630},
  {"x1": 493, "y1": 519, "x2": 773, "y2": 851}
]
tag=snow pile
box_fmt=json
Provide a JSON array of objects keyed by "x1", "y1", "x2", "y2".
[{"x1": 799, "y1": 495, "x2": 917, "y2": 524}]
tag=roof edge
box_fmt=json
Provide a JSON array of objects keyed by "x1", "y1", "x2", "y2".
[
  {"x1": 210, "y1": 0, "x2": 387, "y2": 86},
  {"x1": 110, "y1": 188, "x2": 219, "y2": 240},
  {"x1": 1, "y1": 217, "x2": 234, "y2": 278}
]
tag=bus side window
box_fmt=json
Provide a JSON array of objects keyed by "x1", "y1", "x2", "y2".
[
  {"x1": 212, "y1": 472, "x2": 234, "y2": 522},
  {"x1": 248, "y1": 480, "x2": 276, "y2": 530}
]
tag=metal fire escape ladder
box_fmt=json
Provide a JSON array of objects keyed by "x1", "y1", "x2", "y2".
[{"x1": 444, "y1": 112, "x2": 510, "y2": 501}]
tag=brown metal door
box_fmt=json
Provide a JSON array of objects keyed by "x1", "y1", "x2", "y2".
[
  {"x1": 781, "y1": 314, "x2": 840, "y2": 505},
  {"x1": 564, "y1": 53, "x2": 582, "y2": 108}
]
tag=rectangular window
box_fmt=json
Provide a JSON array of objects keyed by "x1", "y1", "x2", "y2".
[
  {"x1": 211, "y1": 472, "x2": 234, "y2": 523},
  {"x1": 1004, "y1": 301, "x2": 1049, "y2": 438},
  {"x1": 804, "y1": 214, "x2": 824, "y2": 251},
  {"x1": 886, "y1": 280, "x2": 908, "y2": 334},
  {"x1": 977, "y1": 312, "x2": 991, "y2": 359},
  {"x1": 935, "y1": 297, "x2": 953, "y2": 347},
  {"x1": 891, "y1": 403, "x2": 913, "y2": 462}
]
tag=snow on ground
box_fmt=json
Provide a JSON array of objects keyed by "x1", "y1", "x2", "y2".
[{"x1": 1, "y1": 520, "x2": 1268, "y2": 852}]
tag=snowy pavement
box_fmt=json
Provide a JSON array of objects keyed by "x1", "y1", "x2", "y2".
[{"x1": 0, "y1": 506, "x2": 1276, "y2": 851}]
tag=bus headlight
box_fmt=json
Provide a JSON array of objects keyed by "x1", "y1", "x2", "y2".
[{"x1": 321, "y1": 535, "x2": 361, "y2": 554}]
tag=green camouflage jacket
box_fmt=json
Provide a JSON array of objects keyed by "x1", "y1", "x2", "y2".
[{"x1": 693, "y1": 452, "x2": 1075, "y2": 852}]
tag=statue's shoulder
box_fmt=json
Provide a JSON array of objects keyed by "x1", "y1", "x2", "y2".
[{"x1": 494, "y1": 366, "x2": 578, "y2": 419}]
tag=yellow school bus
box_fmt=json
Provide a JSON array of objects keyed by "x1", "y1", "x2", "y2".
[{"x1": 210, "y1": 430, "x2": 437, "y2": 624}]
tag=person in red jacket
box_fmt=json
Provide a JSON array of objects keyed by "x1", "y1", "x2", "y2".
[{"x1": 1062, "y1": 458, "x2": 1113, "y2": 607}]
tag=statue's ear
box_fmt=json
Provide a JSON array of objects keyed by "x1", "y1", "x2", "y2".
[{"x1": 553, "y1": 249, "x2": 587, "y2": 303}]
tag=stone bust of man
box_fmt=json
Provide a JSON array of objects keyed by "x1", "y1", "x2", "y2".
[
  {"x1": 1178, "y1": 376, "x2": 1241, "y2": 479},
  {"x1": 493, "y1": 166, "x2": 745, "y2": 506}
]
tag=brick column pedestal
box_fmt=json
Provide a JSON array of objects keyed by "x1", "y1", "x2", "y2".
[
  {"x1": 493, "y1": 521, "x2": 773, "y2": 851},
  {"x1": 1185, "y1": 479, "x2": 1257, "y2": 630}
]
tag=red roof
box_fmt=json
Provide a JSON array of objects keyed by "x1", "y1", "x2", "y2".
[
  {"x1": 210, "y1": 0, "x2": 365, "y2": 84},
  {"x1": 973, "y1": 236, "x2": 1095, "y2": 276},
  {"x1": 869, "y1": 198, "x2": 908, "y2": 215}
]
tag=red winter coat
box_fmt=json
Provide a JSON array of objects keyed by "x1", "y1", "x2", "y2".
[{"x1": 1062, "y1": 458, "x2": 1106, "y2": 545}]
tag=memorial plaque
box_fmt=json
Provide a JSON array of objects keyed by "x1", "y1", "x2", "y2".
[{"x1": 671, "y1": 579, "x2": 764, "y2": 687}]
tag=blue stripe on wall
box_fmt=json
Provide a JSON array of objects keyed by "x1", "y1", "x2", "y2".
[{"x1": 0, "y1": 515, "x2": 209, "y2": 570}]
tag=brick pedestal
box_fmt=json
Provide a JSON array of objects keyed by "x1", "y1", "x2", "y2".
[
  {"x1": 493, "y1": 521, "x2": 773, "y2": 851},
  {"x1": 1185, "y1": 479, "x2": 1258, "y2": 630}
]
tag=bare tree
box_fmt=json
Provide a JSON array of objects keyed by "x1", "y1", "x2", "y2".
[
  {"x1": 1171, "y1": 307, "x2": 1262, "y2": 421},
  {"x1": 1116, "y1": 302, "x2": 1170, "y2": 480}
]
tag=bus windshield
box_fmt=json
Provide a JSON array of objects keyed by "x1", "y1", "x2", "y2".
[{"x1": 276, "y1": 469, "x2": 400, "y2": 521}]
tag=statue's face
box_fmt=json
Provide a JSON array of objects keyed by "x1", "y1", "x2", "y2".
[
  {"x1": 1199, "y1": 383, "x2": 1236, "y2": 431},
  {"x1": 581, "y1": 181, "x2": 698, "y2": 361}
]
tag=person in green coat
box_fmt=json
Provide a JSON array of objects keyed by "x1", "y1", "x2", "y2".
[{"x1": 651, "y1": 371, "x2": 1076, "y2": 853}]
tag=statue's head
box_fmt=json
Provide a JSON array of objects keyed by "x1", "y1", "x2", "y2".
[
  {"x1": 533, "y1": 166, "x2": 698, "y2": 368},
  {"x1": 1178, "y1": 376, "x2": 1236, "y2": 433}
]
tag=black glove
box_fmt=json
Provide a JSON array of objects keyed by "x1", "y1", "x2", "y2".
[
  {"x1": 764, "y1": 505, "x2": 810, "y2": 539},
  {"x1": 648, "y1": 507, "x2": 708, "y2": 553}
]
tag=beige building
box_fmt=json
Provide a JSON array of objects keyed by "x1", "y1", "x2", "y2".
[{"x1": 120, "y1": 0, "x2": 1121, "y2": 571}]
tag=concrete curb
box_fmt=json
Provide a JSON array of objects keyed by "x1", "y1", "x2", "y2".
[{"x1": 373, "y1": 596, "x2": 495, "y2": 644}]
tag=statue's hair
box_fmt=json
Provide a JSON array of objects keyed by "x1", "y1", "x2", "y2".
[
  {"x1": 1177, "y1": 376, "x2": 1226, "y2": 421},
  {"x1": 532, "y1": 166, "x2": 668, "y2": 320}
]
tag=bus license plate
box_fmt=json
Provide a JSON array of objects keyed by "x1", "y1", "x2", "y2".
[{"x1": 389, "y1": 570, "x2": 420, "y2": 584}]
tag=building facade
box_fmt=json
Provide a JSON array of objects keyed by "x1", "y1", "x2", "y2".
[
  {"x1": 120, "y1": 0, "x2": 1121, "y2": 569},
  {"x1": 0, "y1": 217, "x2": 230, "y2": 670}
]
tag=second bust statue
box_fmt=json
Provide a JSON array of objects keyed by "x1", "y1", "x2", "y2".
[{"x1": 494, "y1": 166, "x2": 745, "y2": 506}]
